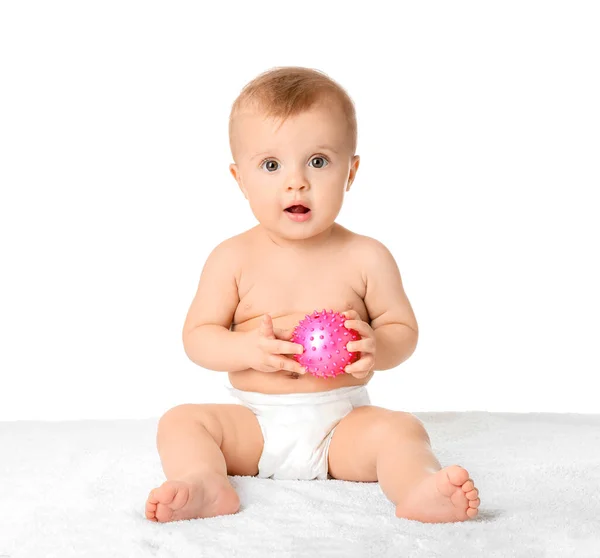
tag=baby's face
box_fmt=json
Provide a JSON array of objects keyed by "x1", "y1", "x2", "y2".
[{"x1": 230, "y1": 101, "x2": 359, "y2": 243}]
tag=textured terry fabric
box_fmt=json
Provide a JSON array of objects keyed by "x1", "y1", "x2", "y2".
[{"x1": 1, "y1": 412, "x2": 600, "y2": 557}]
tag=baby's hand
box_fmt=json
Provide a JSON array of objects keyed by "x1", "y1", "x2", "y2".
[
  {"x1": 342, "y1": 310, "x2": 376, "y2": 379},
  {"x1": 246, "y1": 314, "x2": 307, "y2": 375}
]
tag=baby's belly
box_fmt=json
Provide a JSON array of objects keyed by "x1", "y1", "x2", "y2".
[
  {"x1": 228, "y1": 367, "x2": 372, "y2": 394},
  {"x1": 229, "y1": 311, "x2": 373, "y2": 394}
]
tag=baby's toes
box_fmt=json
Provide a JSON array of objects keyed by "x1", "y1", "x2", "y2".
[
  {"x1": 463, "y1": 480, "x2": 480, "y2": 506},
  {"x1": 145, "y1": 487, "x2": 167, "y2": 521},
  {"x1": 465, "y1": 483, "x2": 480, "y2": 517},
  {"x1": 152, "y1": 483, "x2": 178, "y2": 506},
  {"x1": 446, "y1": 465, "x2": 470, "y2": 489},
  {"x1": 466, "y1": 506, "x2": 479, "y2": 519},
  {"x1": 465, "y1": 487, "x2": 479, "y2": 501},
  {"x1": 462, "y1": 479, "x2": 475, "y2": 493},
  {"x1": 145, "y1": 483, "x2": 182, "y2": 522},
  {"x1": 145, "y1": 498, "x2": 158, "y2": 521}
]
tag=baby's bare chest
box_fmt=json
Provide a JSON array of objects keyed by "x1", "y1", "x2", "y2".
[{"x1": 233, "y1": 252, "x2": 368, "y2": 327}]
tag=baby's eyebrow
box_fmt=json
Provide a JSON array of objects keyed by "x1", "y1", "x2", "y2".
[
  {"x1": 250, "y1": 145, "x2": 338, "y2": 160},
  {"x1": 316, "y1": 145, "x2": 338, "y2": 154}
]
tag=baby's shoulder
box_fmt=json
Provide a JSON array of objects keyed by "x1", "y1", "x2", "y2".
[
  {"x1": 205, "y1": 227, "x2": 265, "y2": 272},
  {"x1": 346, "y1": 231, "x2": 392, "y2": 258},
  {"x1": 209, "y1": 227, "x2": 255, "y2": 252},
  {"x1": 342, "y1": 232, "x2": 400, "y2": 280},
  {"x1": 202, "y1": 232, "x2": 249, "y2": 278}
]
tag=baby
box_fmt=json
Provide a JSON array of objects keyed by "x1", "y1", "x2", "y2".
[{"x1": 145, "y1": 66, "x2": 480, "y2": 524}]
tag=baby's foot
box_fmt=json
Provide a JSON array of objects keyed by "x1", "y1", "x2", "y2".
[
  {"x1": 145, "y1": 473, "x2": 240, "y2": 522},
  {"x1": 395, "y1": 465, "x2": 480, "y2": 523}
]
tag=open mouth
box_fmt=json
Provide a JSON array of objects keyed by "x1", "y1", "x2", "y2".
[{"x1": 284, "y1": 205, "x2": 311, "y2": 214}]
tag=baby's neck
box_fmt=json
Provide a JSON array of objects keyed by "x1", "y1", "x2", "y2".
[{"x1": 259, "y1": 223, "x2": 339, "y2": 252}]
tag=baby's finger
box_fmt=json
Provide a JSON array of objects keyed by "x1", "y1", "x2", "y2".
[
  {"x1": 343, "y1": 318, "x2": 371, "y2": 336},
  {"x1": 344, "y1": 363, "x2": 369, "y2": 377},
  {"x1": 345, "y1": 354, "x2": 375, "y2": 375},
  {"x1": 260, "y1": 314, "x2": 276, "y2": 339},
  {"x1": 267, "y1": 354, "x2": 306, "y2": 374},
  {"x1": 273, "y1": 326, "x2": 296, "y2": 340},
  {"x1": 269, "y1": 339, "x2": 304, "y2": 355},
  {"x1": 342, "y1": 310, "x2": 360, "y2": 320},
  {"x1": 346, "y1": 338, "x2": 375, "y2": 353},
  {"x1": 350, "y1": 368, "x2": 372, "y2": 379}
]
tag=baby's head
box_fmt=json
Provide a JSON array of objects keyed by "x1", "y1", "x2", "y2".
[{"x1": 228, "y1": 66, "x2": 360, "y2": 245}]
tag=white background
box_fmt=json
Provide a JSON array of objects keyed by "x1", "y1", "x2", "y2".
[{"x1": 1, "y1": 1, "x2": 598, "y2": 420}]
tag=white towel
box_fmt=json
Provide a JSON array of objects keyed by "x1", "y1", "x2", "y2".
[{"x1": 1, "y1": 412, "x2": 599, "y2": 557}]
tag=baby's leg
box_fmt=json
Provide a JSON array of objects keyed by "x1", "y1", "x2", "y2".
[
  {"x1": 145, "y1": 403, "x2": 263, "y2": 522},
  {"x1": 328, "y1": 407, "x2": 480, "y2": 523}
]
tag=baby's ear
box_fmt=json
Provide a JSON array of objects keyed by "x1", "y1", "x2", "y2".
[{"x1": 229, "y1": 163, "x2": 249, "y2": 199}]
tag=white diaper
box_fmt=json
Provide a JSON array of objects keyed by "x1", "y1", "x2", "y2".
[{"x1": 226, "y1": 385, "x2": 371, "y2": 481}]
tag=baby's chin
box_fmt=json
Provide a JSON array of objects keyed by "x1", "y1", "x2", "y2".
[{"x1": 270, "y1": 219, "x2": 338, "y2": 243}]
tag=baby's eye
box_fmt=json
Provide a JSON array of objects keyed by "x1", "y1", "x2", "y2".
[
  {"x1": 309, "y1": 156, "x2": 329, "y2": 169},
  {"x1": 260, "y1": 155, "x2": 329, "y2": 173},
  {"x1": 261, "y1": 159, "x2": 280, "y2": 172}
]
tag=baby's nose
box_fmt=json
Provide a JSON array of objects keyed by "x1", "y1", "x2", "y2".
[{"x1": 286, "y1": 179, "x2": 309, "y2": 191}]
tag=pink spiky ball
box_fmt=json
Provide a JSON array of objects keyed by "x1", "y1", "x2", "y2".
[{"x1": 291, "y1": 309, "x2": 361, "y2": 378}]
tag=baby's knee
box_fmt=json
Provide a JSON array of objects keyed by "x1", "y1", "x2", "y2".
[
  {"x1": 158, "y1": 404, "x2": 197, "y2": 426},
  {"x1": 158, "y1": 404, "x2": 215, "y2": 433},
  {"x1": 385, "y1": 411, "x2": 430, "y2": 444}
]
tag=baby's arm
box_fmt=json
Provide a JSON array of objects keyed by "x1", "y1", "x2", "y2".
[
  {"x1": 360, "y1": 237, "x2": 419, "y2": 370},
  {"x1": 182, "y1": 238, "x2": 251, "y2": 372}
]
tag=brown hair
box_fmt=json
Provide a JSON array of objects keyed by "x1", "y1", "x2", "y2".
[{"x1": 229, "y1": 66, "x2": 357, "y2": 160}]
